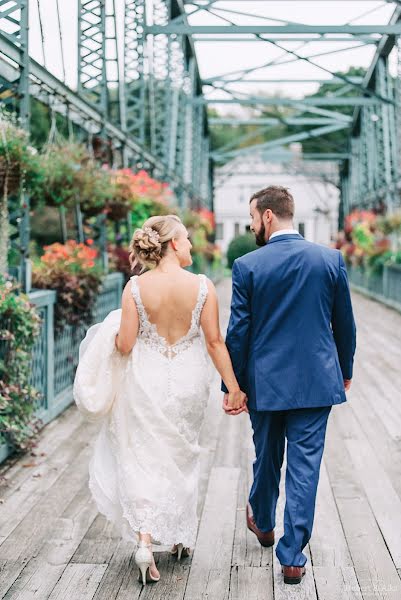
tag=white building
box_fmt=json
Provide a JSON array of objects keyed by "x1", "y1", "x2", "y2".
[{"x1": 214, "y1": 149, "x2": 340, "y2": 256}]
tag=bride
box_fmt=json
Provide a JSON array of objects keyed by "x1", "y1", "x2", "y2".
[{"x1": 73, "y1": 214, "x2": 247, "y2": 586}]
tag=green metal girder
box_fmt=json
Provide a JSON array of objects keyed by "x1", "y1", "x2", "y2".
[
  {"x1": 124, "y1": 0, "x2": 146, "y2": 143},
  {"x1": 205, "y1": 78, "x2": 365, "y2": 85},
  {"x1": 146, "y1": 25, "x2": 401, "y2": 35},
  {"x1": 199, "y1": 97, "x2": 381, "y2": 107},
  {"x1": 209, "y1": 118, "x2": 344, "y2": 126},
  {"x1": 193, "y1": 37, "x2": 379, "y2": 43},
  {"x1": 77, "y1": 0, "x2": 122, "y2": 127},
  {"x1": 212, "y1": 122, "x2": 350, "y2": 161}
]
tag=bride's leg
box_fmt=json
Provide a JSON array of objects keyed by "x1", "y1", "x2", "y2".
[{"x1": 138, "y1": 532, "x2": 160, "y2": 579}]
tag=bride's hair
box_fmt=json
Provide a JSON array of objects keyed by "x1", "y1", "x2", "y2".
[{"x1": 129, "y1": 214, "x2": 183, "y2": 271}]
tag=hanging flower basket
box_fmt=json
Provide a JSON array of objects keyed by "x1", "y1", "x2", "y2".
[
  {"x1": 33, "y1": 142, "x2": 111, "y2": 213},
  {"x1": 105, "y1": 200, "x2": 131, "y2": 222}
]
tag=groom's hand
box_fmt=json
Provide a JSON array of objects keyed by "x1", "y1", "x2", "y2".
[{"x1": 223, "y1": 391, "x2": 248, "y2": 415}]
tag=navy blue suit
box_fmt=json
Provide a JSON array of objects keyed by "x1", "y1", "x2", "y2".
[{"x1": 222, "y1": 233, "x2": 356, "y2": 567}]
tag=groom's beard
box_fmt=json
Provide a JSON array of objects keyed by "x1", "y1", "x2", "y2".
[{"x1": 255, "y1": 223, "x2": 267, "y2": 247}]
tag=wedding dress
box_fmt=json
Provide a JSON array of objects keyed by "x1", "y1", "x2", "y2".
[{"x1": 73, "y1": 273, "x2": 211, "y2": 549}]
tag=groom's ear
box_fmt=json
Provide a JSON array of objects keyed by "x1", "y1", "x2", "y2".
[{"x1": 263, "y1": 208, "x2": 272, "y2": 223}]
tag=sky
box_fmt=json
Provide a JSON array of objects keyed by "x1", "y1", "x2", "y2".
[{"x1": 26, "y1": 0, "x2": 398, "y2": 110}]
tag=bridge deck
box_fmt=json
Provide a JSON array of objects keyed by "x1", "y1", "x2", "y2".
[{"x1": 1, "y1": 279, "x2": 401, "y2": 600}]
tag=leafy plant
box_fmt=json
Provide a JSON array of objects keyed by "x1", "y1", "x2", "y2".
[
  {"x1": 32, "y1": 142, "x2": 113, "y2": 214},
  {"x1": 226, "y1": 233, "x2": 258, "y2": 269},
  {"x1": 32, "y1": 240, "x2": 102, "y2": 332},
  {"x1": 0, "y1": 109, "x2": 44, "y2": 275},
  {"x1": 0, "y1": 274, "x2": 43, "y2": 451}
]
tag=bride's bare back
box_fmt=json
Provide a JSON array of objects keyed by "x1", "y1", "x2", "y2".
[
  {"x1": 135, "y1": 269, "x2": 204, "y2": 346},
  {"x1": 115, "y1": 214, "x2": 247, "y2": 414}
]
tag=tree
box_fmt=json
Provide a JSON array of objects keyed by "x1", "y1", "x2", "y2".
[{"x1": 300, "y1": 67, "x2": 366, "y2": 155}]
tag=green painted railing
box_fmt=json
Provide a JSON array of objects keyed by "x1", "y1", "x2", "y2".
[
  {"x1": 348, "y1": 264, "x2": 401, "y2": 312},
  {"x1": 0, "y1": 266, "x2": 225, "y2": 464},
  {"x1": 0, "y1": 272, "x2": 124, "y2": 464}
]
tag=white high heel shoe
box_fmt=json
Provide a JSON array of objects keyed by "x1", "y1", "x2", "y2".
[
  {"x1": 171, "y1": 543, "x2": 190, "y2": 561},
  {"x1": 134, "y1": 540, "x2": 160, "y2": 585}
]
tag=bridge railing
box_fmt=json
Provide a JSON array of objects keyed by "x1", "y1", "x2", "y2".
[
  {"x1": 0, "y1": 272, "x2": 124, "y2": 464},
  {"x1": 348, "y1": 264, "x2": 401, "y2": 312}
]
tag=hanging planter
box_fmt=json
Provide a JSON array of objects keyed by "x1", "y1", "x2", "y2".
[
  {"x1": 103, "y1": 169, "x2": 134, "y2": 222},
  {"x1": 32, "y1": 142, "x2": 111, "y2": 214},
  {"x1": 0, "y1": 109, "x2": 43, "y2": 275}
]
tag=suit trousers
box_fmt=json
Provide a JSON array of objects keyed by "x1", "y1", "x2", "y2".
[{"x1": 248, "y1": 405, "x2": 332, "y2": 567}]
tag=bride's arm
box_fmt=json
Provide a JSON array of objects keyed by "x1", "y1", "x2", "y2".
[
  {"x1": 115, "y1": 282, "x2": 140, "y2": 354},
  {"x1": 200, "y1": 280, "x2": 247, "y2": 412}
]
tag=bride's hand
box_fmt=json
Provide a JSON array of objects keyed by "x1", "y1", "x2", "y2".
[{"x1": 223, "y1": 390, "x2": 248, "y2": 415}]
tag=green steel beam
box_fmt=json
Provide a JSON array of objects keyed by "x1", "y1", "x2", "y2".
[
  {"x1": 212, "y1": 123, "x2": 350, "y2": 161},
  {"x1": 204, "y1": 41, "x2": 369, "y2": 85},
  {"x1": 146, "y1": 25, "x2": 401, "y2": 35},
  {"x1": 215, "y1": 152, "x2": 351, "y2": 162},
  {"x1": 202, "y1": 6, "x2": 395, "y2": 106},
  {"x1": 124, "y1": 0, "x2": 146, "y2": 143},
  {"x1": 199, "y1": 97, "x2": 380, "y2": 106},
  {"x1": 204, "y1": 78, "x2": 364, "y2": 85},
  {"x1": 209, "y1": 118, "x2": 345, "y2": 126},
  {"x1": 193, "y1": 36, "x2": 378, "y2": 44}
]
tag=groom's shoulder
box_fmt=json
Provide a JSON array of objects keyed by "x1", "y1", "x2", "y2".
[{"x1": 234, "y1": 247, "x2": 265, "y2": 270}]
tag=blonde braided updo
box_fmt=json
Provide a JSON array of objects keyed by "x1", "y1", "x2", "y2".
[{"x1": 129, "y1": 214, "x2": 183, "y2": 271}]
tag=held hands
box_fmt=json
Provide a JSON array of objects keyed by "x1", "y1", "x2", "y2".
[{"x1": 223, "y1": 390, "x2": 248, "y2": 416}]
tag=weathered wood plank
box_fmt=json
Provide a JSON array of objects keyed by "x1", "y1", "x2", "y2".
[
  {"x1": 47, "y1": 563, "x2": 107, "y2": 600},
  {"x1": 313, "y1": 566, "x2": 363, "y2": 600},
  {"x1": 71, "y1": 515, "x2": 121, "y2": 565},
  {"x1": 2, "y1": 484, "x2": 98, "y2": 600},
  {"x1": 0, "y1": 420, "x2": 97, "y2": 546},
  {"x1": 324, "y1": 410, "x2": 401, "y2": 599},
  {"x1": 337, "y1": 402, "x2": 401, "y2": 569},
  {"x1": 0, "y1": 406, "x2": 83, "y2": 499},
  {"x1": 0, "y1": 443, "x2": 93, "y2": 594},
  {"x1": 229, "y1": 566, "x2": 273, "y2": 600},
  {"x1": 184, "y1": 466, "x2": 240, "y2": 600},
  {"x1": 309, "y1": 460, "x2": 353, "y2": 567}
]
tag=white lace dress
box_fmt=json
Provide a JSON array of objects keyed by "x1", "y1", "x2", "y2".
[{"x1": 73, "y1": 273, "x2": 211, "y2": 548}]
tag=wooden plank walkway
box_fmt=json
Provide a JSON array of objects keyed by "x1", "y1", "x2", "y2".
[{"x1": 1, "y1": 278, "x2": 401, "y2": 599}]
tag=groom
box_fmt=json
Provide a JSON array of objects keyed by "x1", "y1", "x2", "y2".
[{"x1": 222, "y1": 185, "x2": 356, "y2": 585}]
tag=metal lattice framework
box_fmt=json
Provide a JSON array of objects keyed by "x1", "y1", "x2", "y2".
[
  {"x1": 159, "y1": 0, "x2": 401, "y2": 220},
  {"x1": 2, "y1": 0, "x2": 401, "y2": 286}
]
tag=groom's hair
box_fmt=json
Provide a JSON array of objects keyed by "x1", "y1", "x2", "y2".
[{"x1": 250, "y1": 186, "x2": 294, "y2": 220}]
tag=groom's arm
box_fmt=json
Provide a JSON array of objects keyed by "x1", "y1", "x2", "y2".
[
  {"x1": 331, "y1": 252, "x2": 357, "y2": 381},
  {"x1": 221, "y1": 259, "x2": 251, "y2": 394}
]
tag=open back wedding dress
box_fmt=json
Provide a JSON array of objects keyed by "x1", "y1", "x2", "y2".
[{"x1": 73, "y1": 273, "x2": 211, "y2": 548}]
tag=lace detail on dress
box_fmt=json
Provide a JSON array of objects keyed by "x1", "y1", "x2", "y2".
[{"x1": 130, "y1": 274, "x2": 208, "y2": 359}]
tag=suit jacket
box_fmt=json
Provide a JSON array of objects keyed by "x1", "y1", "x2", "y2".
[{"x1": 221, "y1": 233, "x2": 356, "y2": 411}]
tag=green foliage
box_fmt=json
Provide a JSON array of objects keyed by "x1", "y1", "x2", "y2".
[
  {"x1": 130, "y1": 197, "x2": 174, "y2": 230},
  {"x1": 301, "y1": 67, "x2": 366, "y2": 155},
  {"x1": 0, "y1": 108, "x2": 45, "y2": 196},
  {"x1": 226, "y1": 233, "x2": 258, "y2": 269},
  {"x1": 31, "y1": 142, "x2": 113, "y2": 213},
  {"x1": 208, "y1": 103, "x2": 292, "y2": 165},
  {"x1": 0, "y1": 274, "x2": 42, "y2": 451}
]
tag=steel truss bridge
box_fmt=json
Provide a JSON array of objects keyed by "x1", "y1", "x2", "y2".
[{"x1": 1, "y1": 1, "x2": 401, "y2": 234}]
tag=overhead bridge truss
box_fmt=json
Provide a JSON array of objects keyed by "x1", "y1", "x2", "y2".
[{"x1": 0, "y1": 0, "x2": 401, "y2": 230}]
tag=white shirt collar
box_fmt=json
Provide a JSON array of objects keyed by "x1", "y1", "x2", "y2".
[{"x1": 269, "y1": 229, "x2": 300, "y2": 241}]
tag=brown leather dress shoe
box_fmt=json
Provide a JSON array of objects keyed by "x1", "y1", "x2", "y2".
[
  {"x1": 281, "y1": 565, "x2": 306, "y2": 585},
  {"x1": 246, "y1": 503, "x2": 274, "y2": 547}
]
